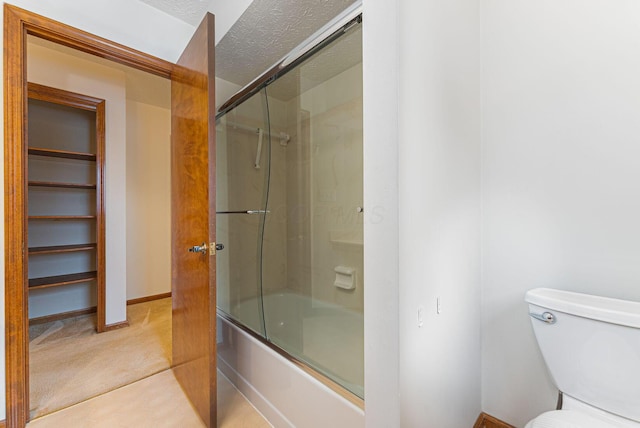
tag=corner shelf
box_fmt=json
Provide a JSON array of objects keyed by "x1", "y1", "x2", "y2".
[
  {"x1": 29, "y1": 243, "x2": 97, "y2": 255},
  {"x1": 329, "y1": 231, "x2": 364, "y2": 247},
  {"x1": 29, "y1": 181, "x2": 96, "y2": 190},
  {"x1": 28, "y1": 147, "x2": 96, "y2": 161},
  {"x1": 28, "y1": 271, "x2": 97, "y2": 290}
]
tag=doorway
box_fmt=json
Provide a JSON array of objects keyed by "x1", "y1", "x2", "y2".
[
  {"x1": 4, "y1": 5, "x2": 216, "y2": 428},
  {"x1": 24, "y1": 37, "x2": 172, "y2": 419}
]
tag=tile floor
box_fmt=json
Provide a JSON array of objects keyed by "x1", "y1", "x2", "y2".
[{"x1": 27, "y1": 369, "x2": 271, "y2": 428}]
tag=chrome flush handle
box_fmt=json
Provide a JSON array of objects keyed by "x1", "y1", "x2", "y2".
[{"x1": 530, "y1": 311, "x2": 556, "y2": 324}]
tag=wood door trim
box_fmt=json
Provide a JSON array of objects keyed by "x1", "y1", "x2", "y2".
[
  {"x1": 6, "y1": 6, "x2": 173, "y2": 78},
  {"x1": 27, "y1": 82, "x2": 105, "y2": 111},
  {"x1": 28, "y1": 292, "x2": 172, "y2": 325},
  {"x1": 4, "y1": 5, "x2": 174, "y2": 427},
  {"x1": 104, "y1": 320, "x2": 130, "y2": 331},
  {"x1": 127, "y1": 292, "x2": 172, "y2": 305},
  {"x1": 28, "y1": 306, "x2": 97, "y2": 325},
  {"x1": 95, "y1": 90, "x2": 106, "y2": 333}
]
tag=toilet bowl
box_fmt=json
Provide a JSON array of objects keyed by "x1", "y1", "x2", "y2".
[{"x1": 525, "y1": 288, "x2": 640, "y2": 428}]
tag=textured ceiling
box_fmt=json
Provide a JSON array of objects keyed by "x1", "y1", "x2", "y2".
[
  {"x1": 139, "y1": 0, "x2": 211, "y2": 26},
  {"x1": 136, "y1": 0, "x2": 360, "y2": 103},
  {"x1": 215, "y1": 0, "x2": 358, "y2": 89}
]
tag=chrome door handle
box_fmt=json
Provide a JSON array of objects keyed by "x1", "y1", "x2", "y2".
[
  {"x1": 530, "y1": 311, "x2": 556, "y2": 324},
  {"x1": 188, "y1": 242, "x2": 208, "y2": 254}
]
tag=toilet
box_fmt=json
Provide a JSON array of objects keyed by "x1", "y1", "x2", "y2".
[{"x1": 525, "y1": 288, "x2": 640, "y2": 428}]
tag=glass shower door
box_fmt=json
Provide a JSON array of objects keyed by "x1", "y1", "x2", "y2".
[
  {"x1": 215, "y1": 16, "x2": 364, "y2": 399},
  {"x1": 261, "y1": 23, "x2": 364, "y2": 397},
  {"x1": 215, "y1": 89, "x2": 270, "y2": 337}
]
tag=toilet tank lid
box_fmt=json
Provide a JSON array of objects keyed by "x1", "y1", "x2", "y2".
[{"x1": 525, "y1": 288, "x2": 640, "y2": 329}]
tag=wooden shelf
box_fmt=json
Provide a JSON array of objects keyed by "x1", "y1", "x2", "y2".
[
  {"x1": 28, "y1": 271, "x2": 97, "y2": 290},
  {"x1": 28, "y1": 215, "x2": 96, "y2": 220},
  {"x1": 29, "y1": 243, "x2": 97, "y2": 255},
  {"x1": 29, "y1": 181, "x2": 96, "y2": 189},
  {"x1": 28, "y1": 147, "x2": 96, "y2": 161}
]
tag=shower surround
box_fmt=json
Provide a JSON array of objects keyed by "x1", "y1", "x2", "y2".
[{"x1": 215, "y1": 13, "x2": 364, "y2": 427}]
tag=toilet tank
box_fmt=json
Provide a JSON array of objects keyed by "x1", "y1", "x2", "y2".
[{"x1": 525, "y1": 288, "x2": 640, "y2": 422}]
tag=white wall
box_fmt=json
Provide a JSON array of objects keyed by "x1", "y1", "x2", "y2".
[
  {"x1": 27, "y1": 43, "x2": 128, "y2": 325},
  {"x1": 126, "y1": 100, "x2": 171, "y2": 300},
  {"x1": 362, "y1": 0, "x2": 400, "y2": 425},
  {"x1": 363, "y1": 0, "x2": 482, "y2": 426},
  {"x1": 481, "y1": 1, "x2": 640, "y2": 426},
  {"x1": 396, "y1": 0, "x2": 481, "y2": 426}
]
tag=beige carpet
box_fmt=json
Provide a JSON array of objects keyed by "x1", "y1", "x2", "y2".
[
  {"x1": 27, "y1": 369, "x2": 272, "y2": 428},
  {"x1": 29, "y1": 298, "x2": 172, "y2": 419}
]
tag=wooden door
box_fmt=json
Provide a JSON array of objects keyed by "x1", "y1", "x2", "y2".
[{"x1": 170, "y1": 13, "x2": 217, "y2": 427}]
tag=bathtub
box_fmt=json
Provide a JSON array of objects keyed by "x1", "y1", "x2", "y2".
[{"x1": 217, "y1": 291, "x2": 364, "y2": 427}]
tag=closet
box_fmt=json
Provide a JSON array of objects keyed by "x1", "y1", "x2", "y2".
[{"x1": 26, "y1": 82, "x2": 106, "y2": 332}]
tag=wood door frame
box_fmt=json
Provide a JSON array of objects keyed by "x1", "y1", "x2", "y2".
[{"x1": 4, "y1": 5, "x2": 174, "y2": 427}]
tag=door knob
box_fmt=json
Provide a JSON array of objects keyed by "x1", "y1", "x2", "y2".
[{"x1": 188, "y1": 243, "x2": 208, "y2": 254}]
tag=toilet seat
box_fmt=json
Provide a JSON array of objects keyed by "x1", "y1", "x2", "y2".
[{"x1": 525, "y1": 410, "x2": 618, "y2": 428}]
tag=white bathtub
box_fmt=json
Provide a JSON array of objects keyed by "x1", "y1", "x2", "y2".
[{"x1": 217, "y1": 292, "x2": 364, "y2": 427}]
